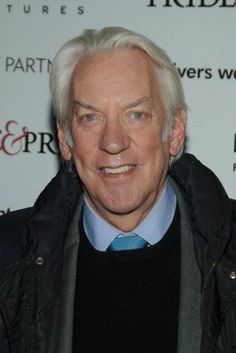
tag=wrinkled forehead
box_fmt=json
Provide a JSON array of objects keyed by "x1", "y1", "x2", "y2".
[
  {"x1": 70, "y1": 47, "x2": 162, "y2": 107},
  {"x1": 75, "y1": 47, "x2": 159, "y2": 81}
]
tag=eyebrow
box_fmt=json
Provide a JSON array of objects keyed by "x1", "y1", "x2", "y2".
[
  {"x1": 72, "y1": 96, "x2": 152, "y2": 112},
  {"x1": 125, "y1": 96, "x2": 152, "y2": 109},
  {"x1": 72, "y1": 100, "x2": 101, "y2": 112}
]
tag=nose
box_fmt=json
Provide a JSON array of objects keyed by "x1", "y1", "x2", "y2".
[{"x1": 99, "y1": 118, "x2": 130, "y2": 154}]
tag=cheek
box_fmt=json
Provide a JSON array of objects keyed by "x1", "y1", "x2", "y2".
[
  {"x1": 71, "y1": 129, "x2": 91, "y2": 158},
  {"x1": 71, "y1": 134, "x2": 90, "y2": 169},
  {"x1": 140, "y1": 132, "x2": 170, "y2": 175},
  {"x1": 138, "y1": 130, "x2": 165, "y2": 156},
  {"x1": 71, "y1": 132, "x2": 100, "y2": 181}
]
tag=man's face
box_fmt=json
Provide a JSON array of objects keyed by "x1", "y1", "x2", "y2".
[{"x1": 58, "y1": 48, "x2": 185, "y2": 231}]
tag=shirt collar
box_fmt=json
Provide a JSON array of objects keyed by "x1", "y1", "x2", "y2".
[{"x1": 83, "y1": 180, "x2": 176, "y2": 251}]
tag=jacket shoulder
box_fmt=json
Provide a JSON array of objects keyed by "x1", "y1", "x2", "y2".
[
  {"x1": 230, "y1": 198, "x2": 236, "y2": 209},
  {"x1": 230, "y1": 199, "x2": 236, "y2": 221},
  {"x1": 0, "y1": 207, "x2": 32, "y2": 227},
  {"x1": 0, "y1": 208, "x2": 32, "y2": 268}
]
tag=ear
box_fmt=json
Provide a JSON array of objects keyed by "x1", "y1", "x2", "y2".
[
  {"x1": 57, "y1": 125, "x2": 72, "y2": 161},
  {"x1": 169, "y1": 108, "x2": 186, "y2": 156}
]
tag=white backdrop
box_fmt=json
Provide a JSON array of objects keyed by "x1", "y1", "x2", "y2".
[{"x1": 0, "y1": 0, "x2": 235, "y2": 214}]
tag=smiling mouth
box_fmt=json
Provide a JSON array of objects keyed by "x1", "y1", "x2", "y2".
[{"x1": 100, "y1": 164, "x2": 136, "y2": 175}]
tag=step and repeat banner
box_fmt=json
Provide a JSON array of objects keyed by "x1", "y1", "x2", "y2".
[{"x1": 0, "y1": 0, "x2": 235, "y2": 214}]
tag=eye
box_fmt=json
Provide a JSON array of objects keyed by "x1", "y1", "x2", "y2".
[
  {"x1": 73, "y1": 112, "x2": 105, "y2": 129},
  {"x1": 81, "y1": 113, "x2": 96, "y2": 122},
  {"x1": 132, "y1": 111, "x2": 145, "y2": 120},
  {"x1": 77, "y1": 113, "x2": 97, "y2": 126},
  {"x1": 125, "y1": 111, "x2": 150, "y2": 125}
]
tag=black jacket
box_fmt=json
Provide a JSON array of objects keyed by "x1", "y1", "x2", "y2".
[{"x1": 0, "y1": 153, "x2": 236, "y2": 353}]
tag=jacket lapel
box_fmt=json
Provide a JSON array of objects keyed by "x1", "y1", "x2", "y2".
[
  {"x1": 170, "y1": 178, "x2": 202, "y2": 353},
  {"x1": 47, "y1": 197, "x2": 83, "y2": 353}
]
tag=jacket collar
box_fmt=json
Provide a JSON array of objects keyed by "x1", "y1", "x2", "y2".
[
  {"x1": 170, "y1": 153, "x2": 232, "y2": 262},
  {"x1": 27, "y1": 153, "x2": 233, "y2": 269}
]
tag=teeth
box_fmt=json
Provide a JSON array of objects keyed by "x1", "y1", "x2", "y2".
[{"x1": 102, "y1": 165, "x2": 134, "y2": 174}]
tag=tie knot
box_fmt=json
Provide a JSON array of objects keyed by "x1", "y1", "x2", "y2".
[{"x1": 107, "y1": 233, "x2": 148, "y2": 251}]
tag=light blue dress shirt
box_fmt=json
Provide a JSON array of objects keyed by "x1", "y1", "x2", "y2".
[{"x1": 83, "y1": 180, "x2": 176, "y2": 251}]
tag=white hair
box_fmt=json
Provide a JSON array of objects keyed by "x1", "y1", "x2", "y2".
[{"x1": 50, "y1": 26, "x2": 187, "y2": 161}]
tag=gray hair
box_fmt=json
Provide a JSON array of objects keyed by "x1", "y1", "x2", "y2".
[{"x1": 50, "y1": 26, "x2": 187, "y2": 160}]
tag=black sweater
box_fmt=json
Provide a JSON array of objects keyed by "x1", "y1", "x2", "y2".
[{"x1": 73, "y1": 208, "x2": 180, "y2": 353}]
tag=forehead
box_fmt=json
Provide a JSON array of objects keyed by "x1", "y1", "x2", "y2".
[{"x1": 71, "y1": 48, "x2": 159, "y2": 104}]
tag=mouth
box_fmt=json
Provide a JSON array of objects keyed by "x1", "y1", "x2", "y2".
[{"x1": 100, "y1": 164, "x2": 137, "y2": 176}]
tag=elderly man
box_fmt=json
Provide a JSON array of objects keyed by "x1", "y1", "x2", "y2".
[{"x1": 0, "y1": 27, "x2": 236, "y2": 353}]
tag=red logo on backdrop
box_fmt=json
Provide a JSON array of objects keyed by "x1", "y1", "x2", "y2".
[
  {"x1": 0, "y1": 120, "x2": 58, "y2": 155},
  {"x1": 0, "y1": 120, "x2": 28, "y2": 155}
]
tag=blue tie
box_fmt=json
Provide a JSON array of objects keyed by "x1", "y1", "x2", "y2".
[{"x1": 107, "y1": 233, "x2": 148, "y2": 251}]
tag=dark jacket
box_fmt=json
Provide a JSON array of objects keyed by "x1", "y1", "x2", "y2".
[{"x1": 0, "y1": 153, "x2": 236, "y2": 353}]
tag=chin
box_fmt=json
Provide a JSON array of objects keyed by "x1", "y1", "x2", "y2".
[{"x1": 103, "y1": 199, "x2": 139, "y2": 216}]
